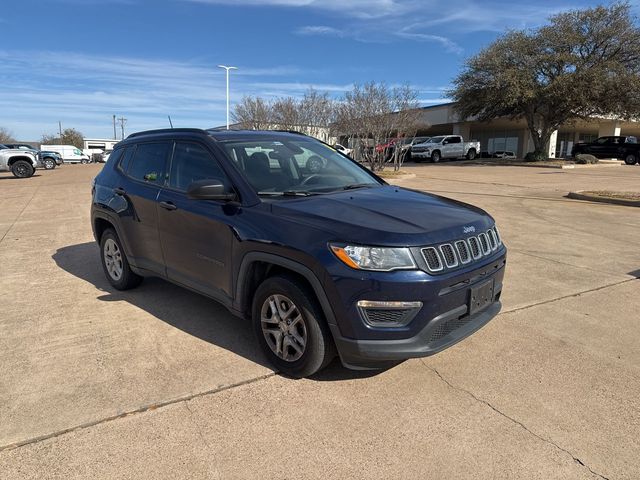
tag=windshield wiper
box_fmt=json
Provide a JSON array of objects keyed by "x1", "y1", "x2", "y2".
[
  {"x1": 257, "y1": 190, "x2": 317, "y2": 197},
  {"x1": 342, "y1": 183, "x2": 376, "y2": 190}
]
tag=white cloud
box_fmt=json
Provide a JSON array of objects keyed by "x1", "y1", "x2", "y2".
[{"x1": 295, "y1": 25, "x2": 345, "y2": 37}]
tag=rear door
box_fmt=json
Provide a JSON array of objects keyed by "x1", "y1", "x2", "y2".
[
  {"x1": 115, "y1": 142, "x2": 171, "y2": 274},
  {"x1": 156, "y1": 141, "x2": 235, "y2": 301},
  {"x1": 444, "y1": 136, "x2": 463, "y2": 158}
]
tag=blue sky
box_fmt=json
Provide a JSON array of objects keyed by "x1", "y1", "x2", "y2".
[{"x1": 0, "y1": 0, "x2": 636, "y2": 140}]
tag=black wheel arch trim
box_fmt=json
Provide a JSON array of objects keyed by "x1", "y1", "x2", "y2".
[
  {"x1": 92, "y1": 210, "x2": 135, "y2": 263},
  {"x1": 235, "y1": 252, "x2": 337, "y2": 327}
]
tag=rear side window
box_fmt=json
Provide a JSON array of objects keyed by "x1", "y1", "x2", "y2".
[
  {"x1": 447, "y1": 136, "x2": 461, "y2": 144},
  {"x1": 168, "y1": 142, "x2": 226, "y2": 191},
  {"x1": 128, "y1": 142, "x2": 170, "y2": 184},
  {"x1": 108, "y1": 148, "x2": 125, "y2": 167},
  {"x1": 117, "y1": 147, "x2": 134, "y2": 173}
]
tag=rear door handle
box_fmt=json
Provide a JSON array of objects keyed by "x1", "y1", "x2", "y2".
[
  {"x1": 113, "y1": 187, "x2": 126, "y2": 196},
  {"x1": 159, "y1": 201, "x2": 177, "y2": 211}
]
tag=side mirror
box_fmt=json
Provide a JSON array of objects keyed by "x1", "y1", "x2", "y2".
[{"x1": 187, "y1": 178, "x2": 236, "y2": 201}]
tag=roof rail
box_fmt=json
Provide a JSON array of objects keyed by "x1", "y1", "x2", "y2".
[{"x1": 126, "y1": 128, "x2": 207, "y2": 139}]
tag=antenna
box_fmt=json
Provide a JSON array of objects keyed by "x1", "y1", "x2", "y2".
[{"x1": 168, "y1": 116, "x2": 174, "y2": 128}]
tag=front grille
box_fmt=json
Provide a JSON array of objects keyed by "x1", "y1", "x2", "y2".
[
  {"x1": 420, "y1": 227, "x2": 504, "y2": 274},
  {"x1": 422, "y1": 247, "x2": 443, "y2": 272},
  {"x1": 455, "y1": 240, "x2": 471, "y2": 264},
  {"x1": 439, "y1": 244, "x2": 458, "y2": 268}
]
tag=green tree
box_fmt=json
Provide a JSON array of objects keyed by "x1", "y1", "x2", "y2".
[
  {"x1": 450, "y1": 2, "x2": 640, "y2": 157},
  {"x1": 41, "y1": 128, "x2": 85, "y2": 149}
]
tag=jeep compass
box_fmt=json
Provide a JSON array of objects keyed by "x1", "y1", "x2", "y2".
[{"x1": 91, "y1": 128, "x2": 506, "y2": 377}]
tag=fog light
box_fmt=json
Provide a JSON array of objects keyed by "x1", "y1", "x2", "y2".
[{"x1": 356, "y1": 300, "x2": 423, "y2": 328}]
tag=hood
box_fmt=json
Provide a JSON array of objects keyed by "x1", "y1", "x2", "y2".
[{"x1": 270, "y1": 185, "x2": 493, "y2": 246}]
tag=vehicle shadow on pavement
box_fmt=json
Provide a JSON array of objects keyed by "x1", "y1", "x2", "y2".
[
  {"x1": 53, "y1": 242, "x2": 271, "y2": 370},
  {"x1": 53, "y1": 242, "x2": 394, "y2": 381}
]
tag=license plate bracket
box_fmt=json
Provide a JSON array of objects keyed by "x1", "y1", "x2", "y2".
[{"x1": 469, "y1": 280, "x2": 495, "y2": 315}]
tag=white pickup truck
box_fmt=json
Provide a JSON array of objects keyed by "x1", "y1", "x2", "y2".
[
  {"x1": 411, "y1": 135, "x2": 480, "y2": 162},
  {"x1": 0, "y1": 144, "x2": 39, "y2": 178}
]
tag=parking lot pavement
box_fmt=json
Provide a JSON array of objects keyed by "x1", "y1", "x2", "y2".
[{"x1": 1, "y1": 164, "x2": 639, "y2": 479}]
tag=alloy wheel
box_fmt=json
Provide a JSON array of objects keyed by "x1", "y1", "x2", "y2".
[
  {"x1": 103, "y1": 238, "x2": 124, "y2": 281},
  {"x1": 260, "y1": 294, "x2": 307, "y2": 362}
]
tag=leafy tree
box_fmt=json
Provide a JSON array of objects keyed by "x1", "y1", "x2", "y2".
[
  {"x1": 0, "y1": 127, "x2": 15, "y2": 144},
  {"x1": 41, "y1": 128, "x2": 85, "y2": 149},
  {"x1": 450, "y1": 2, "x2": 640, "y2": 157}
]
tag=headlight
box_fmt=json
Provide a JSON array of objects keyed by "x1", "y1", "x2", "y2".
[{"x1": 330, "y1": 244, "x2": 416, "y2": 271}]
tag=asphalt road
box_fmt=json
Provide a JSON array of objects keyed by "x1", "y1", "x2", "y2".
[{"x1": 1, "y1": 162, "x2": 639, "y2": 479}]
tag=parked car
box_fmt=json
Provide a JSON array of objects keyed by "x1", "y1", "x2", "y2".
[
  {"x1": 333, "y1": 144, "x2": 352, "y2": 156},
  {"x1": 411, "y1": 135, "x2": 480, "y2": 162},
  {"x1": 571, "y1": 136, "x2": 640, "y2": 165},
  {"x1": 91, "y1": 128, "x2": 506, "y2": 377},
  {"x1": 492, "y1": 151, "x2": 516, "y2": 159},
  {"x1": 4, "y1": 143, "x2": 63, "y2": 169},
  {"x1": 401, "y1": 136, "x2": 431, "y2": 162},
  {"x1": 41, "y1": 145, "x2": 91, "y2": 164},
  {"x1": 0, "y1": 144, "x2": 39, "y2": 178}
]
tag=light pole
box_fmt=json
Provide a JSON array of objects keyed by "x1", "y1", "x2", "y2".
[{"x1": 218, "y1": 65, "x2": 237, "y2": 130}]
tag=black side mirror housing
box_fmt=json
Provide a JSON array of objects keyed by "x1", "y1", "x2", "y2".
[{"x1": 187, "y1": 179, "x2": 236, "y2": 201}]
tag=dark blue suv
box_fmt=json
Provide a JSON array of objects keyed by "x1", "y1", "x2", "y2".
[{"x1": 91, "y1": 128, "x2": 506, "y2": 377}]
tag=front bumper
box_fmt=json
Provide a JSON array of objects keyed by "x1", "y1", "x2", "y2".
[
  {"x1": 412, "y1": 151, "x2": 431, "y2": 159},
  {"x1": 330, "y1": 300, "x2": 501, "y2": 369}
]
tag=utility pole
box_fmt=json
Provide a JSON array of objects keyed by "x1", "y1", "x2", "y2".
[
  {"x1": 113, "y1": 115, "x2": 117, "y2": 140},
  {"x1": 118, "y1": 116, "x2": 127, "y2": 140},
  {"x1": 217, "y1": 65, "x2": 238, "y2": 129},
  {"x1": 58, "y1": 121, "x2": 63, "y2": 139}
]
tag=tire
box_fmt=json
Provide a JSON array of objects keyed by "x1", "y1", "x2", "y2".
[
  {"x1": 252, "y1": 275, "x2": 336, "y2": 378},
  {"x1": 466, "y1": 149, "x2": 477, "y2": 160},
  {"x1": 99, "y1": 228, "x2": 143, "y2": 290},
  {"x1": 43, "y1": 158, "x2": 56, "y2": 170},
  {"x1": 10, "y1": 160, "x2": 35, "y2": 178},
  {"x1": 624, "y1": 153, "x2": 638, "y2": 165},
  {"x1": 431, "y1": 150, "x2": 441, "y2": 163},
  {"x1": 81, "y1": 159, "x2": 88, "y2": 164}
]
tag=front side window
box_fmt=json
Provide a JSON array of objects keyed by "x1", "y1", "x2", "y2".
[
  {"x1": 127, "y1": 142, "x2": 170, "y2": 184},
  {"x1": 430, "y1": 136, "x2": 445, "y2": 144},
  {"x1": 169, "y1": 142, "x2": 226, "y2": 191},
  {"x1": 219, "y1": 137, "x2": 381, "y2": 195}
]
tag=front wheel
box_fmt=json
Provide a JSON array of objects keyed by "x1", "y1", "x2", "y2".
[
  {"x1": 431, "y1": 151, "x2": 441, "y2": 163},
  {"x1": 624, "y1": 153, "x2": 638, "y2": 165},
  {"x1": 11, "y1": 160, "x2": 35, "y2": 178},
  {"x1": 253, "y1": 275, "x2": 335, "y2": 378},
  {"x1": 100, "y1": 229, "x2": 143, "y2": 290}
]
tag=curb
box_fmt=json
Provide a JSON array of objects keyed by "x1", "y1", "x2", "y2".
[
  {"x1": 567, "y1": 191, "x2": 640, "y2": 207},
  {"x1": 378, "y1": 173, "x2": 416, "y2": 180}
]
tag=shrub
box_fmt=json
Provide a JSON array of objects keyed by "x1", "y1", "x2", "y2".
[
  {"x1": 524, "y1": 150, "x2": 548, "y2": 162},
  {"x1": 574, "y1": 153, "x2": 599, "y2": 164}
]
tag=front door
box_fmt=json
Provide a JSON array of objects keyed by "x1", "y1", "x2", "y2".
[{"x1": 157, "y1": 141, "x2": 235, "y2": 301}]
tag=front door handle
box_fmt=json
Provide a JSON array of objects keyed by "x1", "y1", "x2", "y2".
[
  {"x1": 113, "y1": 187, "x2": 126, "y2": 196},
  {"x1": 159, "y1": 201, "x2": 177, "y2": 211}
]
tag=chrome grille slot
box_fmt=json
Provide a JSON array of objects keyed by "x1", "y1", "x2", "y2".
[
  {"x1": 455, "y1": 240, "x2": 471, "y2": 264},
  {"x1": 487, "y1": 229, "x2": 498, "y2": 250},
  {"x1": 478, "y1": 233, "x2": 490, "y2": 255},
  {"x1": 493, "y1": 227, "x2": 502, "y2": 245},
  {"x1": 439, "y1": 244, "x2": 458, "y2": 268},
  {"x1": 422, "y1": 247, "x2": 443, "y2": 272},
  {"x1": 468, "y1": 237, "x2": 482, "y2": 259}
]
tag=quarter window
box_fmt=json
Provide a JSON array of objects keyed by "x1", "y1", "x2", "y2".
[
  {"x1": 169, "y1": 142, "x2": 226, "y2": 191},
  {"x1": 128, "y1": 143, "x2": 170, "y2": 184}
]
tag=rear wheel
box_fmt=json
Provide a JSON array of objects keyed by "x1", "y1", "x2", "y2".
[
  {"x1": 253, "y1": 275, "x2": 335, "y2": 378},
  {"x1": 466, "y1": 149, "x2": 477, "y2": 160},
  {"x1": 100, "y1": 229, "x2": 143, "y2": 290},
  {"x1": 624, "y1": 153, "x2": 638, "y2": 165},
  {"x1": 11, "y1": 160, "x2": 34, "y2": 178}
]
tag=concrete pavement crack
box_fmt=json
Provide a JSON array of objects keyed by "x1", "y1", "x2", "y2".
[
  {"x1": 422, "y1": 361, "x2": 611, "y2": 480},
  {"x1": 0, "y1": 184, "x2": 40, "y2": 246},
  {"x1": 0, "y1": 372, "x2": 276, "y2": 453},
  {"x1": 502, "y1": 277, "x2": 637, "y2": 315}
]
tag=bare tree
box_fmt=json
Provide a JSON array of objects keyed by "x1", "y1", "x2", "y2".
[
  {"x1": 233, "y1": 96, "x2": 273, "y2": 130},
  {"x1": 299, "y1": 88, "x2": 336, "y2": 141},
  {"x1": 271, "y1": 97, "x2": 303, "y2": 131},
  {"x1": 334, "y1": 82, "x2": 423, "y2": 171},
  {"x1": 0, "y1": 127, "x2": 15, "y2": 144},
  {"x1": 41, "y1": 128, "x2": 84, "y2": 148}
]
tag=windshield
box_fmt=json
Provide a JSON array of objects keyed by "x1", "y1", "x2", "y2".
[
  {"x1": 219, "y1": 137, "x2": 382, "y2": 195},
  {"x1": 0, "y1": 144, "x2": 7, "y2": 150},
  {"x1": 428, "y1": 136, "x2": 445, "y2": 144}
]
